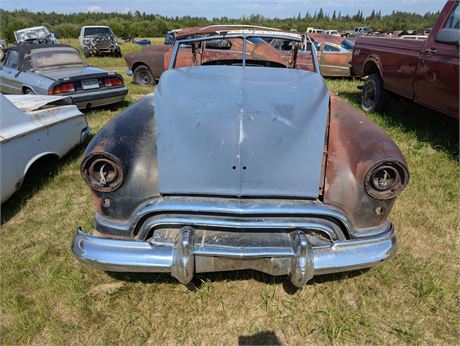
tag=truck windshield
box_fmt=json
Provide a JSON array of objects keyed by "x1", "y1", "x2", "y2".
[
  {"x1": 84, "y1": 27, "x2": 112, "y2": 36},
  {"x1": 30, "y1": 49, "x2": 85, "y2": 69}
]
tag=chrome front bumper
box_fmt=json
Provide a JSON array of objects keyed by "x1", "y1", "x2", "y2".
[{"x1": 72, "y1": 226, "x2": 397, "y2": 287}]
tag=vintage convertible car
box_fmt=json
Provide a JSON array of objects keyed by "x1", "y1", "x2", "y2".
[
  {"x1": 0, "y1": 44, "x2": 128, "y2": 109},
  {"x1": 125, "y1": 26, "x2": 352, "y2": 86},
  {"x1": 72, "y1": 30, "x2": 409, "y2": 287}
]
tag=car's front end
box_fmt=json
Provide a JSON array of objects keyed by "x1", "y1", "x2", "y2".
[
  {"x1": 86, "y1": 37, "x2": 120, "y2": 55},
  {"x1": 72, "y1": 31, "x2": 409, "y2": 287}
]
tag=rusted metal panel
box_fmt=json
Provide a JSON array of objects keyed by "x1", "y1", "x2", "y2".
[
  {"x1": 124, "y1": 45, "x2": 170, "y2": 79},
  {"x1": 323, "y1": 94, "x2": 409, "y2": 230},
  {"x1": 81, "y1": 94, "x2": 160, "y2": 221}
]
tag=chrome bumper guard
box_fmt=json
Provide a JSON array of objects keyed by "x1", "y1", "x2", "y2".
[{"x1": 72, "y1": 226, "x2": 397, "y2": 287}]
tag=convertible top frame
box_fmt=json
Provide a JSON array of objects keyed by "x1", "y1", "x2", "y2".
[{"x1": 168, "y1": 31, "x2": 320, "y2": 73}]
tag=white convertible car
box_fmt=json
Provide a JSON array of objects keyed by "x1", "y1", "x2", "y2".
[{"x1": 1, "y1": 94, "x2": 89, "y2": 203}]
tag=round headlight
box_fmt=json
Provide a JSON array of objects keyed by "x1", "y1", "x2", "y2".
[
  {"x1": 365, "y1": 161, "x2": 408, "y2": 200},
  {"x1": 81, "y1": 153, "x2": 124, "y2": 192}
]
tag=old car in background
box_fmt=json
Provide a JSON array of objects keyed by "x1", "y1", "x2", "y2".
[
  {"x1": 276, "y1": 32, "x2": 354, "y2": 77},
  {"x1": 0, "y1": 44, "x2": 128, "y2": 109},
  {"x1": 126, "y1": 26, "x2": 353, "y2": 85},
  {"x1": 14, "y1": 26, "x2": 59, "y2": 45},
  {"x1": 325, "y1": 29, "x2": 340, "y2": 36},
  {"x1": 343, "y1": 26, "x2": 374, "y2": 37},
  {"x1": 73, "y1": 29, "x2": 409, "y2": 288},
  {"x1": 351, "y1": 0, "x2": 459, "y2": 118},
  {"x1": 0, "y1": 39, "x2": 6, "y2": 61},
  {"x1": 307, "y1": 27, "x2": 325, "y2": 34},
  {"x1": 1, "y1": 94, "x2": 89, "y2": 203},
  {"x1": 125, "y1": 25, "x2": 292, "y2": 85},
  {"x1": 79, "y1": 26, "x2": 122, "y2": 58},
  {"x1": 133, "y1": 39, "x2": 152, "y2": 46},
  {"x1": 164, "y1": 29, "x2": 181, "y2": 45}
]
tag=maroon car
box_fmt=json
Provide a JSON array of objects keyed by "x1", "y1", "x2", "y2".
[{"x1": 351, "y1": 0, "x2": 459, "y2": 118}]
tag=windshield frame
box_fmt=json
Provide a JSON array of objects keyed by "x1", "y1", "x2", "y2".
[
  {"x1": 83, "y1": 27, "x2": 114, "y2": 37},
  {"x1": 169, "y1": 32, "x2": 319, "y2": 73}
]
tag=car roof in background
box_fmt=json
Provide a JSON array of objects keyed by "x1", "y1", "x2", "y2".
[
  {"x1": 308, "y1": 33, "x2": 345, "y2": 45},
  {"x1": 14, "y1": 26, "x2": 49, "y2": 34},
  {"x1": 8, "y1": 44, "x2": 75, "y2": 54},
  {"x1": 82, "y1": 25, "x2": 110, "y2": 29},
  {"x1": 176, "y1": 25, "x2": 288, "y2": 39}
]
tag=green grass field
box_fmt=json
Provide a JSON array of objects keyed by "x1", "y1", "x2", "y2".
[{"x1": 1, "y1": 39, "x2": 459, "y2": 345}]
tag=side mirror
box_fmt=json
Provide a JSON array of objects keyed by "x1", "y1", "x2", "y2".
[
  {"x1": 0, "y1": 49, "x2": 5, "y2": 62},
  {"x1": 436, "y1": 28, "x2": 460, "y2": 45}
]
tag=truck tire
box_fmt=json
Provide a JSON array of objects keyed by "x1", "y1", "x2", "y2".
[
  {"x1": 114, "y1": 47, "x2": 122, "y2": 58},
  {"x1": 133, "y1": 65, "x2": 155, "y2": 86},
  {"x1": 83, "y1": 47, "x2": 91, "y2": 58},
  {"x1": 361, "y1": 73, "x2": 387, "y2": 113}
]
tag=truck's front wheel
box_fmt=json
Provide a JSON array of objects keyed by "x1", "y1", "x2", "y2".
[{"x1": 361, "y1": 73, "x2": 387, "y2": 113}]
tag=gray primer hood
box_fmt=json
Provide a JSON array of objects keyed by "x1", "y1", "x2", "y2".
[{"x1": 155, "y1": 66, "x2": 329, "y2": 198}]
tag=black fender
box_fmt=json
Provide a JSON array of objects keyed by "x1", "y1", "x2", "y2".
[{"x1": 82, "y1": 93, "x2": 159, "y2": 221}]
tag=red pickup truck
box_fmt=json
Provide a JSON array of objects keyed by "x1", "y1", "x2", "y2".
[{"x1": 351, "y1": 0, "x2": 459, "y2": 119}]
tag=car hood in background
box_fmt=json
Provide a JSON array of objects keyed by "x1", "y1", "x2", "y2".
[
  {"x1": 34, "y1": 66, "x2": 109, "y2": 80},
  {"x1": 155, "y1": 66, "x2": 330, "y2": 199}
]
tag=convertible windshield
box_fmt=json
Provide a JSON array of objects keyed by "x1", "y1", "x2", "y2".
[
  {"x1": 170, "y1": 32, "x2": 318, "y2": 72},
  {"x1": 30, "y1": 49, "x2": 85, "y2": 69},
  {"x1": 84, "y1": 27, "x2": 112, "y2": 36}
]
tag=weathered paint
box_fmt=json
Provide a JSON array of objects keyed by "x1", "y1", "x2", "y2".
[
  {"x1": 323, "y1": 94, "x2": 409, "y2": 230},
  {"x1": 81, "y1": 94, "x2": 160, "y2": 223},
  {"x1": 351, "y1": 0, "x2": 459, "y2": 118}
]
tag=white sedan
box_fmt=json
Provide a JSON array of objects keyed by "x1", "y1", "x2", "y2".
[{"x1": 1, "y1": 94, "x2": 89, "y2": 203}]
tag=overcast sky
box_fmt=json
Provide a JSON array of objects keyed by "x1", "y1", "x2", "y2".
[{"x1": 1, "y1": 0, "x2": 446, "y2": 18}]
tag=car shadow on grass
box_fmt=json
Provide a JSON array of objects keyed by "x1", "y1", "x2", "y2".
[
  {"x1": 1, "y1": 136, "x2": 93, "y2": 225},
  {"x1": 337, "y1": 90, "x2": 459, "y2": 160},
  {"x1": 238, "y1": 330, "x2": 282, "y2": 345},
  {"x1": 108, "y1": 268, "x2": 369, "y2": 295}
]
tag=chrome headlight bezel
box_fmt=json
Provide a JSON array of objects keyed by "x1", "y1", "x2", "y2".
[
  {"x1": 364, "y1": 161, "x2": 409, "y2": 200},
  {"x1": 81, "y1": 152, "x2": 124, "y2": 192}
]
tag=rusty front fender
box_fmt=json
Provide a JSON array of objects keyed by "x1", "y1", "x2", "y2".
[
  {"x1": 323, "y1": 94, "x2": 409, "y2": 231},
  {"x1": 81, "y1": 94, "x2": 160, "y2": 226}
]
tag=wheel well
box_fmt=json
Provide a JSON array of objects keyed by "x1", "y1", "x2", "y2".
[
  {"x1": 363, "y1": 61, "x2": 380, "y2": 77},
  {"x1": 132, "y1": 62, "x2": 150, "y2": 72},
  {"x1": 24, "y1": 153, "x2": 59, "y2": 177},
  {"x1": 22, "y1": 86, "x2": 33, "y2": 94}
]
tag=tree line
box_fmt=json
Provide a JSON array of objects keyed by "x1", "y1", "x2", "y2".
[{"x1": 0, "y1": 8, "x2": 440, "y2": 41}]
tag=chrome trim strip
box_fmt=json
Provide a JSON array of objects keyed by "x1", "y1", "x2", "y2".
[
  {"x1": 137, "y1": 214, "x2": 345, "y2": 241},
  {"x1": 96, "y1": 197, "x2": 352, "y2": 236},
  {"x1": 72, "y1": 226, "x2": 397, "y2": 287},
  {"x1": 95, "y1": 196, "x2": 392, "y2": 239}
]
